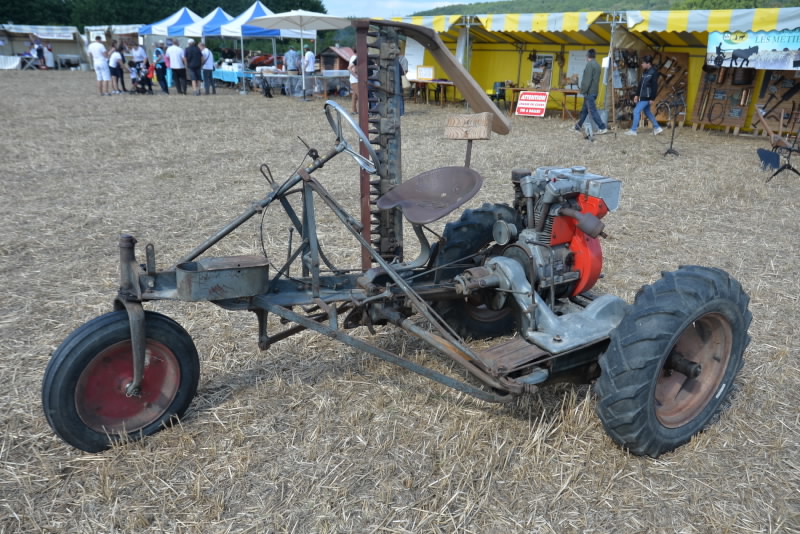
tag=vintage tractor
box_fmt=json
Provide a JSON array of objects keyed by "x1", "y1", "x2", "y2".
[{"x1": 42, "y1": 21, "x2": 751, "y2": 457}]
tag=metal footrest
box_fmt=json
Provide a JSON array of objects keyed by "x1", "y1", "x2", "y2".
[{"x1": 476, "y1": 337, "x2": 549, "y2": 375}]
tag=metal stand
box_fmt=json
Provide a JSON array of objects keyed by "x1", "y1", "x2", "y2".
[{"x1": 663, "y1": 111, "x2": 680, "y2": 157}]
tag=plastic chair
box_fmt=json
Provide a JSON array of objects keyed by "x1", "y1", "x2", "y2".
[{"x1": 488, "y1": 82, "x2": 506, "y2": 111}]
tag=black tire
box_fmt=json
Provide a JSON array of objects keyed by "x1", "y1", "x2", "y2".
[
  {"x1": 42, "y1": 310, "x2": 200, "y2": 452},
  {"x1": 432, "y1": 203, "x2": 519, "y2": 339},
  {"x1": 595, "y1": 265, "x2": 751, "y2": 457}
]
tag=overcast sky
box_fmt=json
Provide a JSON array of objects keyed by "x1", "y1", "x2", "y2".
[{"x1": 322, "y1": 0, "x2": 487, "y2": 19}]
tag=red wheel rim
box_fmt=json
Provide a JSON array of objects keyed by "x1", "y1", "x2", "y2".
[
  {"x1": 75, "y1": 340, "x2": 181, "y2": 434},
  {"x1": 655, "y1": 313, "x2": 732, "y2": 428}
]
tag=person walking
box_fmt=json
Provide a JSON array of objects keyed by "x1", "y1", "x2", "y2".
[
  {"x1": 152, "y1": 40, "x2": 169, "y2": 94},
  {"x1": 199, "y1": 43, "x2": 216, "y2": 95},
  {"x1": 87, "y1": 36, "x2": 111, "y2": 96},
  {"x1": 624, "y1": 55, "x2": 663, "y2": 136},
  {"x1": 166, "y1": 39, "x2": 187, "y2": 95},
  {"x1": 184, "y1": 39, "x2": 203, "y2": 96},
  {"x1": 574, "y1": 49, "x2": 608, "y2": 135}
]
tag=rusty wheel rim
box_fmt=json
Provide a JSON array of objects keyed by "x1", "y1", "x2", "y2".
[
  {"x1": 75, "y1": 340, "x2": 181, "y2": 434},
  {"x1": 655, "y1": 313, "x2": 733, "y2": 428}
]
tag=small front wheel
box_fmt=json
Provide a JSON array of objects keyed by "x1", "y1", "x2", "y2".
[
  {"x1": 595, "y1": 265, "x2": 751, "y2": 457},
  {"x1": 42, "y1": 310, "x2": 200, "y2": 452}
]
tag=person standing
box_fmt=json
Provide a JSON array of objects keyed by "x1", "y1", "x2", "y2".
[
  {"x1": 395, "y1": 54, "x2": 407, "y2": 116},
  {"x1": 87, "y1": 35, "x2": 111, "y2": 96},
  {"x1": 348, "y1": 53, "x2": 358, "y2": 113},
  {"x1": 29, "y1": 34, "x2": 45, "y2": 69},
  {"x1": 108, "y1": 45, "x2": 128, "y2": 94},
  {"x1": 574, "y1": 49, "x2": 607, "y2": 135},
  {"x1": 130, "y1": 42, "x2": 147, "y2": 67},
  {"x1": 624, "y1": 55, "x2": 663, "y2": 136},
  {"x1": 184, "y1": 39, "x2": 203, "y2": 96},
  {"x1": 130, "y1": 42, "x2": 152, "y2": 94},
  {"x1": 166, "y1": 39, "x2": 187, "y2": 95},
  {"x1": 302, "y1": 44, "x2": 315, "y2": 99},
  {"x1": 199, "y1": 43, "x2": 216, "y2": 95},
  {"x1": 152, "y1": 40, "x2": 169, "y2": 94},
  {"x1": 284, "y1": 45, "x2": 299, "y2": 74}
]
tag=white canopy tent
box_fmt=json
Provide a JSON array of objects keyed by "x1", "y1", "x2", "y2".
[
  {"x1": 249, "y1": 10, "x2": 348, "y2": 96},
  {"x1": 0, "y1": 24, "x2": 87, "y2": 69}
]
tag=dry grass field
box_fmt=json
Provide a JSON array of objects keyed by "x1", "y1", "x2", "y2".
[{"x1": 1, "y1": 70, "x2": 799, "y2": 533}]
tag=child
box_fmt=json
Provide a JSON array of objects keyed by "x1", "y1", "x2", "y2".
[{"x1": 128, "y1": 61, "x2": 147, "y2": 94}]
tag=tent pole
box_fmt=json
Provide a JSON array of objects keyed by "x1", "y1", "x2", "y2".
[
  {"x1": 609, "y1": 14, "x2": 617, "y2": 126},
  {"x1": 240, "y1": 35, "x2": 246, "y2": 93},
  {"x1": 301, "y1": 32, "x2": 306, "y2": 98}
]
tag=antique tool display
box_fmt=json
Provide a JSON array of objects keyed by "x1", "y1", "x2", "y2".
[
  {"x1": 753, "y1": 71, "x2": 800, "y2": 135},
  {"x1": 41, "y1": 20, "x2": 752, "y2": 460},
  {"x1": 692, "y1": 65, "x2": 755, "y2": 131},
  {"x1": 652, "y1": 53, "x2": 689, "y2": 125}
]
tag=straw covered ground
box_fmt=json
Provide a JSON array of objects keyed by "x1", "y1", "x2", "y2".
[{"x1": 1, "y1": 70, "x2": 799, "y2": 533}]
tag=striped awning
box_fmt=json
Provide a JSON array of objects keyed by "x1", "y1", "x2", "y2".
[
  {"x1": 626, "y1": 8, "x2": 800, "y2": 33},
  {"x1": 390, "y1": 12, "x2": 610, "y2": 46},
  {"x1": 388, "y1": 15, "x2": 462, "y2": 33},
  {"x1": 1, "y1": 24, "x2": 80, "y2": 40},
  {"x1": 478, "y1": 12, "x2": 604, "y2": 33}
]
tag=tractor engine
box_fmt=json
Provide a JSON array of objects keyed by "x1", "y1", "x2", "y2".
[
  {"x1": 453, "y1": 166, "x2": 623, "y2": 352},
  {"x1": 502, "y1": 166, "x2": 621, "y2": 299}
]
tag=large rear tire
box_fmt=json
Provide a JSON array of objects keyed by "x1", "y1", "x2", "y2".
[
  {"x1": 594, "y1": 265, "x2": 751, "y2": 457},
  {"x1": 42, "y1": 310, "x2": 200, "y2": 452},
  {"x1": 433, "y1": 203, "x2": 519, "y2": 339}
]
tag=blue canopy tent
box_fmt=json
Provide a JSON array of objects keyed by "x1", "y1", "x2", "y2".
[
  {"x1": 183, "y1": 7, "x2": 234, "y2": 38},
  {"x1": 222, "y1": 0, "x2": 316, "y2": 39},
  {"x1": 139, "y1": 7, "x2": 202, "y2": 36}
]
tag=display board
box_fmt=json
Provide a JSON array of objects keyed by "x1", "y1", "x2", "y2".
[
  {"x1": 529, "y1": 53, "x2": 553, "y2": 91},
  {"x1": 566, "y1": 50, "x2": 587, "y2": 91},
  {"x1": 692, "y1": 66, "x2": 756, "y2": 130}
]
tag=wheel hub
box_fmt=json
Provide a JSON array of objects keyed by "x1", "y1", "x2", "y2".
[
  {"x1": 75, "y1": 340, "x2": 181, "y2": 434},
  {"x1": 655, "y1": 312, "x2": 732, "y2": 428}
]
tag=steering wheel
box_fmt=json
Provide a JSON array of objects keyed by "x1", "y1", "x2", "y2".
[{"x1": 324, "y1": 100, "x2": 381, "y2": 175}]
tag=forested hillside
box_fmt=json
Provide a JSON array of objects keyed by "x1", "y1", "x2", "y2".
[
  {"x1": 0, "y1": 0, "x2": 325, "y2": 28},
  {"x1": 414, "y1": 0, "x2": 795, "y2": 16}
]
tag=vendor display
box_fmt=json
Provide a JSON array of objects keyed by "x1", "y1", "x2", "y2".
[
  {"x1": 753, "y1": 70, "x2": 800, "y2": 136},
  {"x1": 692, "y1": 66, "x2": 756, "y2": 132}
]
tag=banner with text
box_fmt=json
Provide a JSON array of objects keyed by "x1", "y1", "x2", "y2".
[
  {"x1": 707, "y1": 31, "x2": 800, "y2": 70},
  {"x1": 515, "y1": 91, "x2": 549, "y2": 117}
]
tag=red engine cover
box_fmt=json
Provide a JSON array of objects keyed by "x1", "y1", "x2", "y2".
[{"x1": 549, "y1": 195, "x2": 608, "y2": 296}]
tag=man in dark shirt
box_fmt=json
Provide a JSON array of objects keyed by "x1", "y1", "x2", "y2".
[
  {"x1": 574, "y1": 49, "x2": 608, "y2": 134},
  {"x1": 184, "y1": 39, "x2": 203, "y2": 96}
]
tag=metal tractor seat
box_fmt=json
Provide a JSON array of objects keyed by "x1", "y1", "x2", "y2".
[{"x1": 376, "y1": 166, "x2": 484, "y2": 224}]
